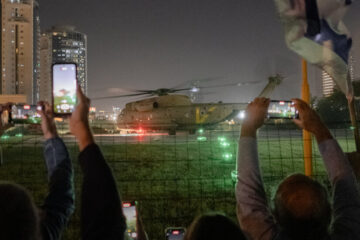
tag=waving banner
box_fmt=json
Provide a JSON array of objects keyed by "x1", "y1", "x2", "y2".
[{"x1": 274, "y1": 0, "x2": 353, "y2": 97}]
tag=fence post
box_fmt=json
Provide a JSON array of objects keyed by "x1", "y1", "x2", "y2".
[{"x1": 302, "y1": 59, "x2": 312, "y2": 177}]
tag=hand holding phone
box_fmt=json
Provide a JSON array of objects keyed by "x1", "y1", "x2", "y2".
[
  {"x1": 123, "y1": 201, "x2": 138, "y2": 240},
  {"x1": 52, "y1": 63, "x2": 78, "y2": 116}
]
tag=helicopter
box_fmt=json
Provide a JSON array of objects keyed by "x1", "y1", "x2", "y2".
[{"x1": 93, "y1": 75, "x2": 282, "y2": 135}]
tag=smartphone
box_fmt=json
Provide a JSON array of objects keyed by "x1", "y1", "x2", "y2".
[
  {"x1": 165, "y1": 227, "x2": 186, "y2": 240},
  {"x1": 11, "y1": 105, "x2": 41, "y2": 124},
  {"x1": 123, "y1": 201, "x2": 137, "y2": 240},
  {"x1": 267, "y1": 100, "x2": 298, "y2": 119},
  {"x1": 52, "y1": 63, "x2": 77, "y2": 116}
]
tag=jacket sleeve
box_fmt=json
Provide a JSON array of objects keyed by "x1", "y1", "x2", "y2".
[
  {"x1": 78, "y1": 143, "x2": 126, "y2": 240},
  {"x1": 41, "y1": 137, "x2": 75, "y2": 240},
  {"x1": 318, "y1": 139, "x2": 360, "y2": 238},
  {"x1": 235, "y1": 137, "x2": 277, "y2": 240}
]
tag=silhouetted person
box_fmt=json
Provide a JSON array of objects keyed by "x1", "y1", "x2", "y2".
[
  {"x1": 236, "y1": 98, "x2": 360, "y2": 240},
  {"x1": 184, "y1": 212, "x2": 246, "y2": 240},
  {"x1": 69, "y1": 87, "x2": 126, "y2": 239},
  {"x1": 0, "y1": 102, "x2": 75, "y2": 240}
]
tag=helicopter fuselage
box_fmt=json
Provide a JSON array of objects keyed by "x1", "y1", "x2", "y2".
[{"x1": 117, "y1": 95, "x2": 247, "y2": 133}]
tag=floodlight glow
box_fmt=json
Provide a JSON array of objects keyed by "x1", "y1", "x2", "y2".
[
  {"x1": 222, "y1": 153, "x2": 233, "y2": 160},
  {"x1": 15, "y1": 133, "x2": 23, "y2": 137},
  {"x1": 221, "y1": 142, "x2": 230, "y2": 147},
  {"x1": 218, "y1": 137, "x2": 226, "y2": 142},
  {"x1": 237, "y1": 111, "x2": 246, "y2": 119},
  {"x1": 1, "y1": 135, "x2": 9, "y2": 140},
  {"x1": 197, "y1": 136, "x2": 207, "y2": 141},
  {"x1": 198, "y1": 128, "x2": 204, "y2": 134},
  {"x1": 190, "y1": 87, "x2": 200, "y2": 93},
  {"x1": 231, "y1": 170, "x2": 238, "y2": 183}
]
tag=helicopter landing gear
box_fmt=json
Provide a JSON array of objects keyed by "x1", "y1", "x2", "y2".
[{"x1": 189, "y1": 129, "x2": 196, "y2": 135}]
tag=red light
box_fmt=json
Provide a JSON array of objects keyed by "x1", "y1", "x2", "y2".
[
  {"x1": 172, "y1": 231, "x2": 180, "y2": 235},
  {"x1": 24, "y1": 105, "x2": 30, "y2": 110},
  {"x1": 279, "y1": 101, "x2": 285, "y2": 105},
  {"x1": 123, "y1": 203, "x2": 131, "y2": 208}
]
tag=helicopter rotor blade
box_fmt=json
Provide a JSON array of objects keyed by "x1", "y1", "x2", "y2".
[
  {"x1": 91, "y1": 93, "x2": 151, "y2": 100},
  {"x1": 197, "y1": 80, "x2": 265, "y2": 90}
]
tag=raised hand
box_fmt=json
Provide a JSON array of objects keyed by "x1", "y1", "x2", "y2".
[{"x1": 37, "y1": 101, "x2": 58, "y2": 140}]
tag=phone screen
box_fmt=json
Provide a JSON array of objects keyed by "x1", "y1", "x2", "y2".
[
  {"x1": 11, "y1": 105, "x2": 41, "y2": 123},
  {"x1": 165, "y1": 228, "x2": 186, "y2": 240},
  {"x1": 267, "y1": 100, "x2": 298, "y2": 119},
  {"x1": 52, "y1": 63, "x2": 77, "y2": 115},
  {"x1": 123, "y1": 202, "x2": 137, "y2": 240}
]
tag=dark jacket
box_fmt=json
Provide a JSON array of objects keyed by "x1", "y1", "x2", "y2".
[
  {"x1": 79, "y1": 143, "x2": 126, "y2": 240},
  {"x1": 41, "y1": 137, "x2": 75, "y2": 240}
]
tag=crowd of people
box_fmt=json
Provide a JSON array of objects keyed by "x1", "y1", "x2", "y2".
[{"x1": 1, "y1": 90, "x2": 360, "y2": 240}]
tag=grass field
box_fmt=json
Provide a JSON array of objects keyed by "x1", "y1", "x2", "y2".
[{"x1": 0, "y1": 127, "x2": 356, "y2": 240}]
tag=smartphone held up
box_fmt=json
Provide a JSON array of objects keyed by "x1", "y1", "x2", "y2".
[
  {"x1": 123, "y1": 201, "x2": 138, "y2": 240},
  {"x1": 267, "y1": 100, "x2": 298, "y2": 119},
  {"x1": 52, "y1": 63, "x2": 78, "y2": 116}
]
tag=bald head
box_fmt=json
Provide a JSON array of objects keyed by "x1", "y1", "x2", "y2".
[{"x1": 274, "y1": 174, "x2": 331, "y2": 240}]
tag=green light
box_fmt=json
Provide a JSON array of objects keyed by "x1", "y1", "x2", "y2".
[
  {"x1": 218, "y1": 137, "x2": 226, "y2": 142},
  {"x1": 15, "y1": 133, "x2": 23, "y2": 137},
  {"x1": 1, "y1": 135, "x2": 10, "y2": 140},
  {"x1": 221, "y1": 142, "x2": 230, "y2": 147},
  {"x1": 231, "y1": 170, "x2": 238, "y2": 183},
  {"x1": 350, "y1": 126, "x2": 355, "y2": 130},
  {"x1": 197, "y1": 136, "x2": 207, "y2": 141},
  {"x1": 222, "y1": 153, "x2": 233, "y2": 160},
  {"x1": 198, "y1": 129, "x2": 204, "y2": 134}
]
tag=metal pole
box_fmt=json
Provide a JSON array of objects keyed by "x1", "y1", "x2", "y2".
[
  {"x1": 302, "y1": 59, "x2": 312, "y2": 177},
  {"x1": 348, "y1": 96, "x2": 360, "y2": 152}
]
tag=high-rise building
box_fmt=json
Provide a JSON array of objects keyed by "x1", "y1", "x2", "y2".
[
  {"x1": 322, "y1": 71, "x2": 336, "y2": 97},
  {"x1": 0, "y1": 0, "x2": 40, "y2": 104},
  {"x1": 39, "y1": 25, "x2": 87, "y2": 102},
  {"x1": 322, "y1": 54, "x2": 355, "y2": 97}
]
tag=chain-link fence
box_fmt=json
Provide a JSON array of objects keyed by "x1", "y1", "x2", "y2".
[{"x1": 0, "y1": 122, "x2": 356, "y2": 239}]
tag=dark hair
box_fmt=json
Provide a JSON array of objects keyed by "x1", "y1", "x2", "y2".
[
  {"x1": 274, "y1": 174, "x2": 331, "y2": 240},
  {"x1": 184, "y1": 212, "x2": 246, "y2": 240},
  {"x1": 0, "y1": 182, "x2": 40, "y2": 240}
]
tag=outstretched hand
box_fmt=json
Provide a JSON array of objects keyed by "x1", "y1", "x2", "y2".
[
  {"x1": 37, "y1": 101, "x2": 58, "y2": 140},
  {"x1": 241, "y1": 98, "x2": 270, "y2": 137},
  {"x1": 292, "y1": 98, "x2": 332, "y2": 143},
  {"x1": 69, "y1": 87, "x2": 94, "y2": 151}
]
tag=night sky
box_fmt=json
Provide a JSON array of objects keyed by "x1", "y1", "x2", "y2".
[{"x1": 39, "y1": 0, "x2": 360, "y2": 111}]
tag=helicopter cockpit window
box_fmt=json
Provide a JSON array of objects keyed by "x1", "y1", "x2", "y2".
[{"x1": 153, "y1": 102, "x2": 159, "y2": 109}]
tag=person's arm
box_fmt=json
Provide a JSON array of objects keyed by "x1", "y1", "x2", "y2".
[
  {"x1": 41, "y1": 137, "x2": 75, "y2": 240},
  {"x1": 70, "y1": 87, "x2": 126, "y2": 240},
  {"x1": 78, "y1": 143, "x2": 126, "y2": 239},
  {"x1": 235, "y1": 98, "x2": 277, "y2": 240},
  {"x1": 292, "y1": 98, "x2": 360, "y2": 238},
  {"x1": 37, "y1": 102, "x2": 75, "y2": 240},
  {"x1": 319, "y1": 138, "x2": 360, "y2": 237}
]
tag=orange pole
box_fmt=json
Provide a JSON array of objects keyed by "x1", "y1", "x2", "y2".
[{"x1": 302, "y1": 59, "x2": 312, "y2": 177}]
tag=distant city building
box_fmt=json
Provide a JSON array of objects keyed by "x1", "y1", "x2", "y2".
[
  {"x1": 322, "y1": 71, "x2": 336, "y2": 97},
  {"x1": 39, "y1": 25, "x2": 87, "y2": 101},
  {"x1": 0, "y1": 0, "x2": 40, "y2": 104},
  {"x1": 322, "y1": 54, "x2": 355, "y2": 97}
]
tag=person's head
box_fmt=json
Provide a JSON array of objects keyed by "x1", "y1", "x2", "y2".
[
  {"x1": 0, "y1": 182, "x2": 40, "y2": 240},
  {"x1": 274, "y1": 174, "x2": 331, "y2": 240},
  {"x1": 184, "y1": 212, "x2": 246, "y2": 240}
]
